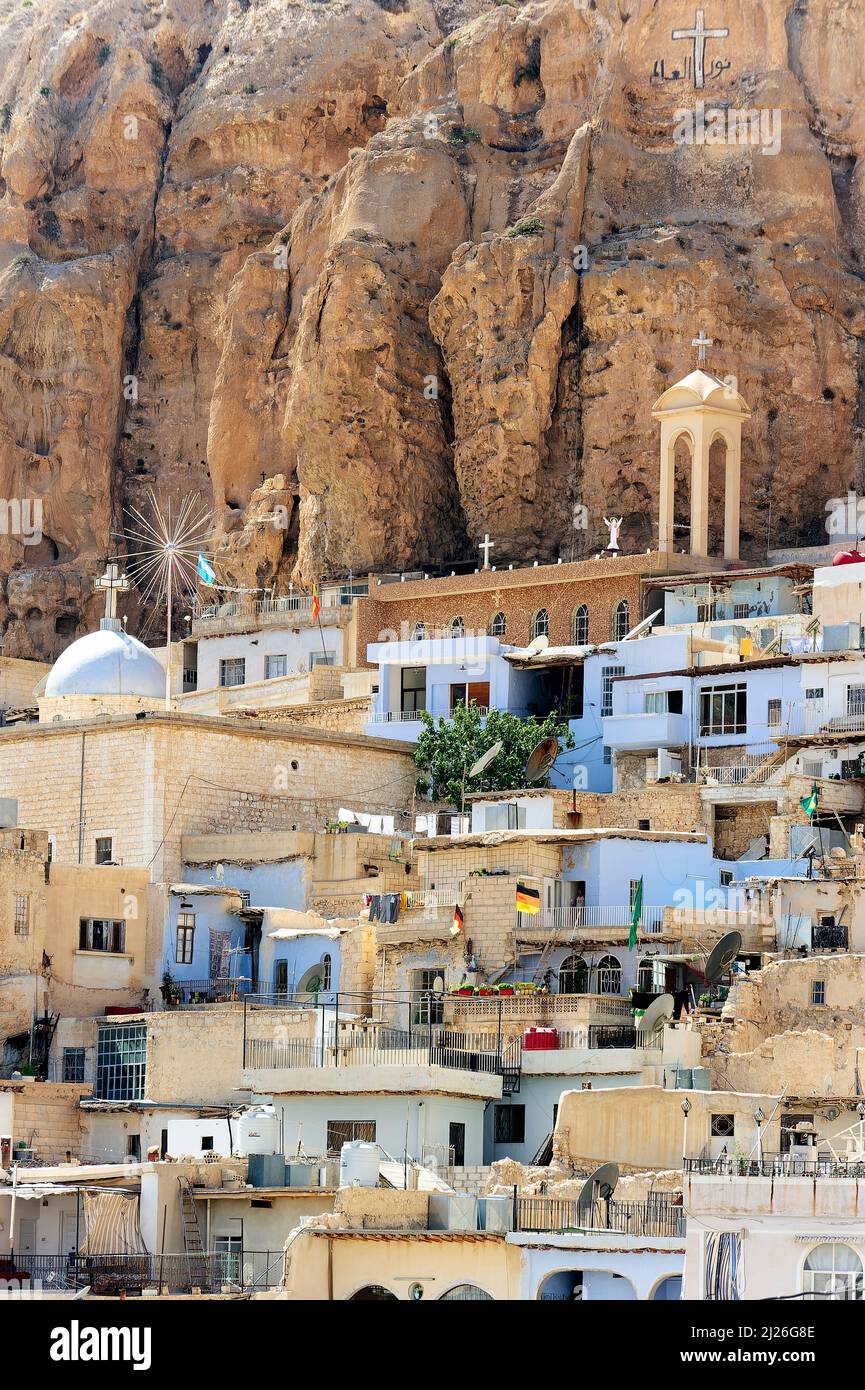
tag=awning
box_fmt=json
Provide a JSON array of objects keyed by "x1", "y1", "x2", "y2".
[
  {"x1": 268, "y1": 927, "x2": 345, "y2": 941},
  {"x1": 79, "y1": 1190, "x2": 147, "y2": 1256}
]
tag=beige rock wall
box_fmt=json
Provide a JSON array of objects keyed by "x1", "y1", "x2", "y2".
[{"x1": 0, "y1": 0, "x2": 862, "y2": 644}]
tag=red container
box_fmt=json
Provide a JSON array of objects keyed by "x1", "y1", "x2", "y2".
[{"x1": 524, "y1": 1026, "x2": 559, "y2": 1051}]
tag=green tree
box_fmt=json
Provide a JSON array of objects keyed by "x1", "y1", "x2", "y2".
[{"x1": 414, "y1": 703, "x2": 574, "y2": 809}]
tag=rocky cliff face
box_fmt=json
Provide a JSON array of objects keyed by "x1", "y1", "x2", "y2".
[{"x1": 0, "y1": 0, "x2": 863, "y2": 656}]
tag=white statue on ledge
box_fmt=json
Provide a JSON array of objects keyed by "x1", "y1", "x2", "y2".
[{"x1": 603, "y1": 516, "x2": 623, "y2": 552}]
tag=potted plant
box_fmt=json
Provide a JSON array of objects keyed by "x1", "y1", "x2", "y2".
[
  {"x1": 477, "y1": 985, "x2": 494, "y2": 996},
  {"x1": 499, "y1": 984, "x2": 515, "y2": 996},
  {"x1": 161, "y1": 969, "x2": 181, "y2": 1007}
]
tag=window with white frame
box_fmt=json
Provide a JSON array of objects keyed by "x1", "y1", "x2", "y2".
[
  {"x1": 449, "y1": 617, "x2": 465, "y2": 637},
  {"x1": 767, "y1": 697, "x2": 782, "y2": 729},
  {"x1": 696, "y1": 601, "x2": 716, "y2": 623},
  {"x1": 805, "y1": 687, "x2": 824, "y2": 702},
  {"x1": 175, "y1": 912, "x2": 195, "y2": 965},
  {"x1": 643, "y1": 689, "x2": 683, "y2": 715},
  {"x1": 310, "y1": 651, "x2": 336, "y2": 667},
  {"x1": 531, "y1": 608, "x2": 549, "y2": 640},
  {"x1": 572, "y1": 605, "x2": 589, "y2": 645},
  {"x1": 602, "y1": 666, "x2": 625, "y2": 718},
  {"x1": 811, "y1": 979, "x2": 826, "y2": 1006},
  {"x1": 613, "y1": 601, "x2": 630, "y2": 640},
  {"x1": 265, "y1": 654, "x2": 287, "y2": 679},
  {"x1": 219, "y1": 657, "x2": 246, "y2": 688},
  {"x1": 13, "y1": 894, "x2": 29, "y2": 936},
  {"x1": 699, "y1": 684, "x2": 747, "y2": 736},
  {"x1": 488, "y1": 611, "x2": 506, "y2": 638},
  {"x1": 410, "y1": 621, "x2": 426, "y2": 641},
  {"x1": 803, "y1": 1243, "x2": 863, "y2": 1300},
  {"x1": 95, "y1": 836, "x2": 113, "y2": 865}
]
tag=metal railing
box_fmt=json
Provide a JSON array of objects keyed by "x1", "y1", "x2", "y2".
[
  {"x1": 4, "y1": 1250, "x2": 285, "y2": 1293},
  {"x1": 517, "y1": 904, "x2": 665, "y2": 935},
  {"x1": 369, "y1": 706, "x2": 490, "y2": 724},
  {"x1": 586, "y1": 1025, "x2": 642, "y2": 1049},
  {"x1": 685, "y1": 1154, "x2": 865, "y2": 1179},
  {"x1": 812, "y1": 924, "x2": 849, "y2": 950},
  {"x1": 516, "y1": 1194, "x2": 684, "y2": 1238},
  {"x1": 244, "y1": 1026, "x2": 519, "y2": 1078},
  {"x1": 170, "y1": 977, "x2": 255, "y2": 1006}
]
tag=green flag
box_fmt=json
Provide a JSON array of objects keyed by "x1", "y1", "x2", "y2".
[
  {"x1": 629, "y1": 877, "x2": 643, "y2": 949},
  {"x1": 800, "y1": 782, "x2": 819, "y2": 817}
]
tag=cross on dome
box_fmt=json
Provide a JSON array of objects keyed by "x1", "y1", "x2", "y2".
[{"x1": 94, "y1": 561, "x2": 131, "y2": 629}]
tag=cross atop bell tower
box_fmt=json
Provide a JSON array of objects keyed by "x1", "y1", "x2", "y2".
[{"x1": 94, "y1": 561, "x2": 131, "y2": 632}]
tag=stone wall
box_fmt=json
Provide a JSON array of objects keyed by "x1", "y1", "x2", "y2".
[
  {"x1": 13, "y1": 1082, "x2": 90, "y2": 1164},
  {"x1": 0, "y1": 714, "x2": 416, "y2": 880},
  {"x1": 256, "y1": 696, "x2": 373, "y2": 734}
]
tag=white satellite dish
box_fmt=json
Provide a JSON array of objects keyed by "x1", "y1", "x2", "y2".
[
  {"x1": 469, "y1": 740, "x2": 503, "y2": 779},
  {"x1": 621, "y1": 609, "x2": 662, "y2": 641},
  {"x1": 525, "y1": 634, "x2": 549, "y2": 655}
]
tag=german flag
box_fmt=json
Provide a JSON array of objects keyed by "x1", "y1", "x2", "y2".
[
  {"x1": 450, "y1": 903, "x2": 464, "y2": 936},
  {"x1": 515, "y1": 882, "x2": 541, "y2": 915}
]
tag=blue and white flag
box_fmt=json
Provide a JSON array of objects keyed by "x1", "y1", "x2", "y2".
[{"x1": 197, "y1": 552, "x2": 217, "y2": 586}]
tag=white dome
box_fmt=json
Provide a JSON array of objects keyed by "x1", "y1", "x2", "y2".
[{"x1": 45, "y1": 627, "x2": 165, "y2": 699}]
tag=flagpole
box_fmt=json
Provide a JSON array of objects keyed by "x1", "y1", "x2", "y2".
[{"x1": 313, "y1": 583, "x2": 329, "y2": 664}]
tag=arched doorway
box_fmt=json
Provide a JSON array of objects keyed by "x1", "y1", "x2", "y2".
[
  {"x1": 538, "y1": 1269, "x2": 582, "y2": 1300},
  {"x1": 559, "y1": 954, "x2": 588, "y2": 994},
  {"x1": 652, "y1": 1274, "x2": 683, "y2": 1300},
  {"x1": 348, "y1": 1285, "x2": 399, "y2": 1301},
  {"x1": 439, "y1": 1284, "x2": 494, "y2": 1301}
]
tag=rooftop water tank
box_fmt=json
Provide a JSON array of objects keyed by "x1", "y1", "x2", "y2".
[
  {"x1": 236, "y1": 1104, "x2": 280, "y2": 1156},
  {"x1": 339, "y1": 1140, "x2": 380, "y2": 1188}
]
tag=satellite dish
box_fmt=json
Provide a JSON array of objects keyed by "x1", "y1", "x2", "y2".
[
  {"x1": 525, "y1": 736, "x2": 559, "y2": 786},
  {"x1": 525, "y1": 634, "x2": 549, "y2": 655},
  {"x1": 636, "y1": 992, "x2": 674, "y2": 1039},
  {"x1": 577, "y1": 1161, "x2": 619, "y2": 1212},
  {"x1": 621, "y1": 608, "x2": 662, "y2": 641},
  {"x1": 704, "y1": 931, "x2": 742, "y2": 985},
  {"x1": 469, "y1": 739, "x2": 503, "y2": 779}
]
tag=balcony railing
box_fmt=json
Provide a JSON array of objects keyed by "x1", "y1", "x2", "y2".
[
  {"x1": 191, "y1": 594, "x2": 345, "y2": 636},
  {"x1": 368, "y1": 707, "x2": 490, "y2": 725},
  {"x1": 516, "y1": 1194, "x2": 684, "y2": 1238},
  {"x1": 685, "y1": 1155, "x2": 865, "y2": 1179},
  {"x1": 243, "y1": 1026, "x2": 519, "y2": 1077},
  {"x1": 170, "y1": 977, "x2": 255, "y2": 1006},
  {"x1": 4, "y1": 1251, "x2": 285, "y2": 1294},
  {"x1": 517, "y1": 905, "x2": 665, "y2": 935}
]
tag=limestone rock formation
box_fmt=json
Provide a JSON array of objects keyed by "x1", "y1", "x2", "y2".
[{"x1": 0, "y1": 0, "x2": 862, "y2": 652}]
